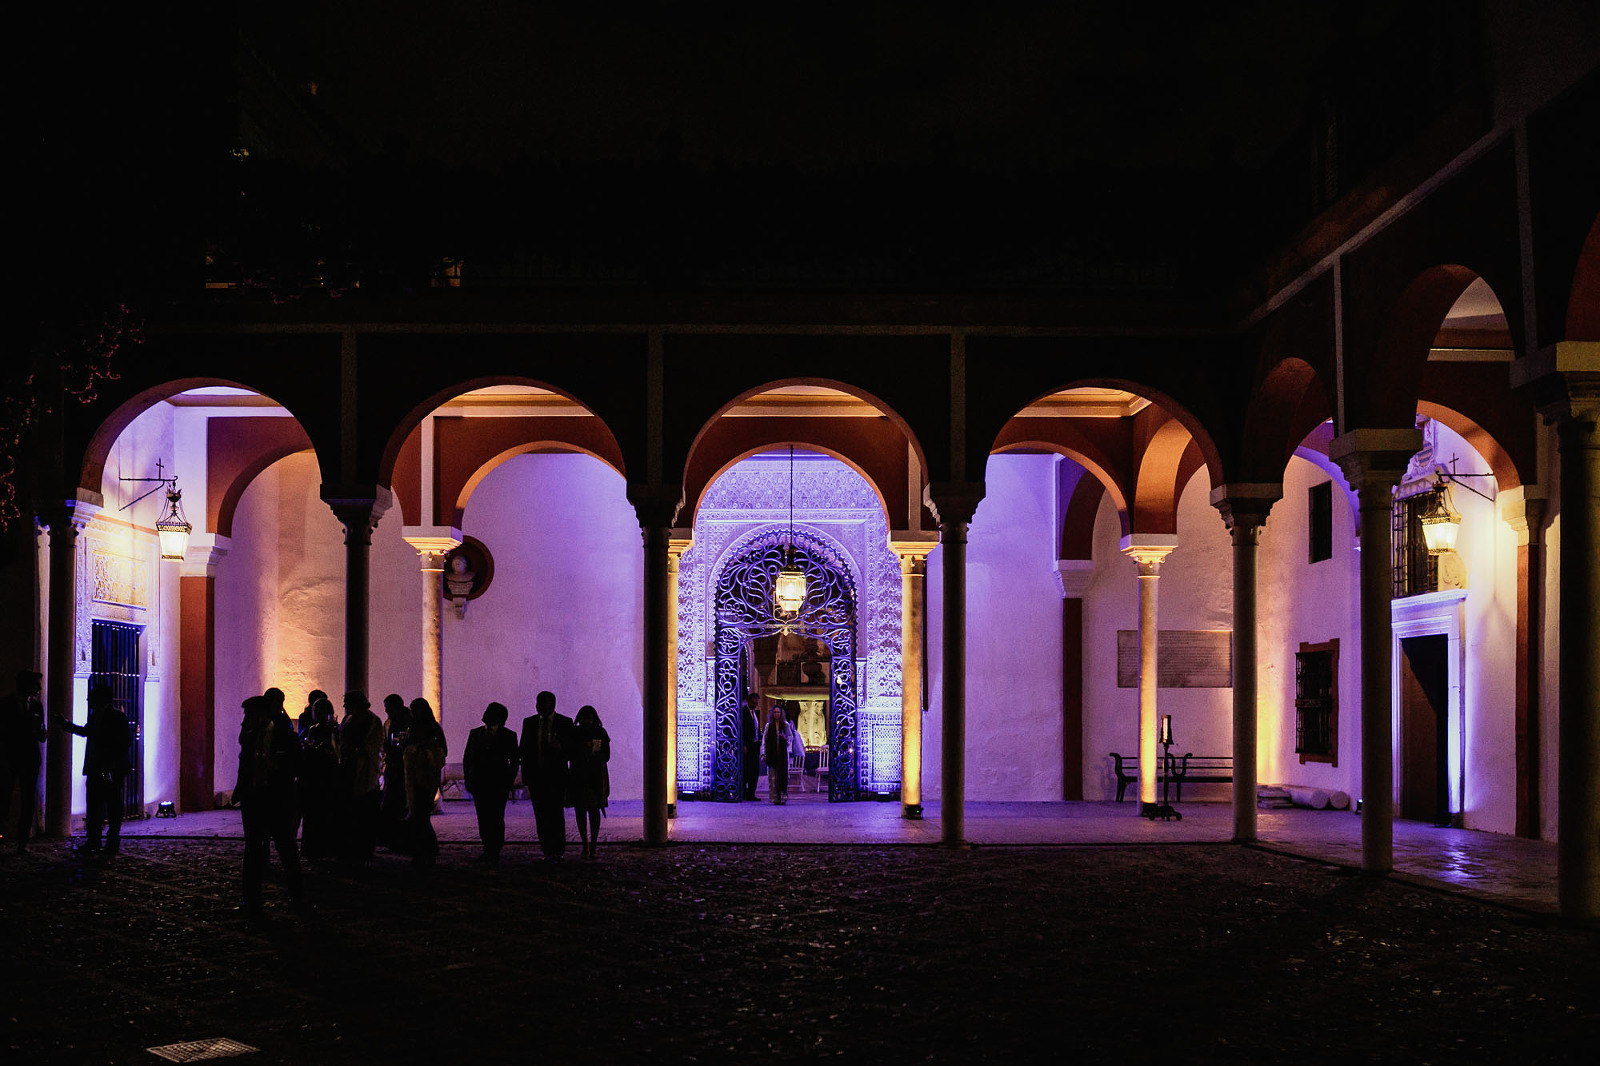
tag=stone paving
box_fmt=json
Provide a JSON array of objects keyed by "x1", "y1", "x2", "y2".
[
  {"x1": 121, "y1": 795, "x2": 1565, "y2": 914},
  {"x1": 2, "y1": 821, "x2": 1594, "y2": 1063}
]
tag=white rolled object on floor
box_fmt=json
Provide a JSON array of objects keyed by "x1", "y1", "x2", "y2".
[{"x1": 1287, "y1": 785, "x2": 1331, "y2": 810}]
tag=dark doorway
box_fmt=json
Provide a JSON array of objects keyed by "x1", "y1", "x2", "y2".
[
  {"x1": 90, "y1": 620, "x2": 143, "y2": 818},
  {"x1": 1399, "y1": 634, "x2": 1449, "y2": 825}
]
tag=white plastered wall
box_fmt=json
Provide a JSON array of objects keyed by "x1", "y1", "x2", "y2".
[{"x1": 443, "y1": 453, "x2": 644, "y2": 797}]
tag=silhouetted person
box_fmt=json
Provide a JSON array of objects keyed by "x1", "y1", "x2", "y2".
[
  {"x1": 299, "y1": 696, "x2": 340, "y2": 860},
  {"x1": 296, "y1": 688, "x2": 329, "y2": 738},
  {"x1": 741, "y1": 694, "x2": 761, "y2": 801},
  {"x1": 0, "y1": 670, "x2": 46, "y2": 852},
  {"x1": 763, "y1": 706, "x2": 795, "y2": 805},
  {"x1": 379, "y1": 694, "x2": 411, "y2": 850},
  {"x1": 518, "y1": 690, "x2": 572, "y2": 861},
  {"x1": 54, "y1": 684, "x2": 132, "y2": 851},
  {"x1": 234, "y1": 693, "x2": 304, "y2": 913},
  {"x1": 403, "y1": 697, "x2": 447, "y2": 867},
  {"x1": 568, "y1": 705, "x2": 610, "y2": 861},
  {"x1": 463, "y1": 702, "x2": 518, "y2": 863},
  {"x1": 337, "y1": 690, "x2": 384, "y2": 862}
]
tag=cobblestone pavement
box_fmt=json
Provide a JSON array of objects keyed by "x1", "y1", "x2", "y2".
[{"x1": 2, "y1": 840, "x2": 1595, "y2": 1065}]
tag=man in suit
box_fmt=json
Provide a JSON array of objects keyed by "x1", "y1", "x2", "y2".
[
  {"x1": 518, "y1": 690, "x2": 572, "y2": 861},
  {"x1": 54, "y1": 684, "x2": 132, "y2": 853},
  {"x1": 741, "y1": 694, "x2": 762, "y2": 801},
  {"x1": 0, "y1": 670, "x2": 46, "y2": 852},
  {"x1": 464, "y1": 701, "x2": 519, "y2": 863}
]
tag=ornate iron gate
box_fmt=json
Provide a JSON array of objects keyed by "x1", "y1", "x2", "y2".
[
  {"x1": 712, "y1": 530, "x2": 859, "y2": 801},
  {"x1": 90, "y1": 620, "x2": 143, "y2": 818}
]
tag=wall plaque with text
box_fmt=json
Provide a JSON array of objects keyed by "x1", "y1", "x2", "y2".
[{"x1": 1116, "y1": 630, "x2": 1232, "y2": 688}]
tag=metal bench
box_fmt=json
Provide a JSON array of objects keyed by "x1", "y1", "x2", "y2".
[{"x1": 1109, "y1": 752, "x2": 1233, "y2": 803}]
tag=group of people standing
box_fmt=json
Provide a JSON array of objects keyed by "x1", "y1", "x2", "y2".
[
  {"x1": 467, "y1": 690, "x2": 611, "y2": 863},
  {"x1": 231, "y1": 687, "x2": 419, "y2": 910},
  {"x1": 230, "y1": 685, "x2": 610, "y2": 907}
]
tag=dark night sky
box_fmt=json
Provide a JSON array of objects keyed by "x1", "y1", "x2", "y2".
[
  {"x1": 29, "y1": 2, "x2": 1564, "y2": 304},
  {"x1": 238, "y1": 2, "x2": 1357, "y2": 175}
]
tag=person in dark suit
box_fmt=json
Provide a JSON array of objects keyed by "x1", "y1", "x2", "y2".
[
  {"x1": 741, "y1": 694, "x2": 762, "y2": 801},
  {"x1": 463, "y1": 702, "x2": 519, "y2": 863},
  {"x1": 54, "y1": 684, "x2": 132, "y2": 852},
  {"x1": 234, "y1": 693, "x2": 304, "y2": 912},
  {"x1": 0, "y1": 669, "x2": 46, "y2": 852},
  {"x1": 518, "y1": 690, "x2": 572, "y2": 861}
]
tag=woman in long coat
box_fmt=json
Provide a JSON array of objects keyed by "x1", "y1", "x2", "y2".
[{"x1": 762, "y1": 706, "x2": 794, "y2": 805}]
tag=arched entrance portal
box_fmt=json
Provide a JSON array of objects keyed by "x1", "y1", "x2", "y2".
[{"x1": 711, "y1": 529, "x2": 861, "y2": 802}]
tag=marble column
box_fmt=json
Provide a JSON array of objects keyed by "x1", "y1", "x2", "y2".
[
  {"x1": 1331, "y1": 429, "x2": 1422, "y2": 875},
  {"x1": 631, "y1": 487, "x2": 680, "y2": 846},
  {"x1": 179, "y1": 534, "x2": 230, "y2": 812},
  {"x1": 402, "y1": 530, "x2": 460, "y2": 718},
  {"x1": 41, "y1": 494, "x2": 101, "y2": 836},
  {"x1": 1119, "y1": 535, "x2": 1178, "y2": 814},
  {"x1": 667, "y1": 536, "x2": 693, "y2": 819},
  {"x1": 892, "y1": 541, "x2": 935, "y2": 819},
  {"x1": 1211, "y1": 486, "x2": 1279, "y2": 843},
  {"x1": 928, "y1": 483, "x2": 984, "y2": 848},
  {"x1": 324, "y1": 489, "x2": 391, "y2": 699}
]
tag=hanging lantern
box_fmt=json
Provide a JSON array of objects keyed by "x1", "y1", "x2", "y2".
[
  {"x1": 775, "y1": 445, "x2": 807, "y2": 614},
  {"x1": 1417, "y1": 485, "x2": 1459, "y2": 554},
  {"x1": 156, "y1": 484, "x2": 193, "y2": 560},
  {"x1": 775, "y1": 560, "x2": 807, "y2": 614}
]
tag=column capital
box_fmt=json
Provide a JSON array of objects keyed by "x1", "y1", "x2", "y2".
[
  {"x1": 627, "y1": 483, "x2": 684, "y2": 530},
  {"x1": 1509, "y1": 341, "x2": 1600, "y2": 425},
  {"x1": 401, "y1": 525, "x2": 463, "y2": 561},
  {"x1": 1329, "y1": 428, "x2": 1424, "y2": 497},
  {"x1": 1054, "y1": 558, "x2": 1096, "y2": 598},
  {"x1": 890, "y1": 532, "x2": 939, "y2": 563},
  {"x1": 322, "y1": 485, "x2": 393, "y2": 545},
  {"x1": 667, "y1": 534, "x2": 693, "y2": 574},
  {"x1": 179, "y1": 533, "x2": 232, "y2": 578},
  {"x1": 1119, "y1": 534, "x2": 1177, "y2": 575},
  {"x1": 924, "y1": 482, "x2": 985, "y2": 527},
  {"x1": 39, "y1": 490, "x2": 104, "y2": 536},
  {"x1": 1209, "y1": 483, "x2": 1281, "y2": 533},
  {"x1": 1496, "y1": 487, "x2": 1548, "y2": 547}
]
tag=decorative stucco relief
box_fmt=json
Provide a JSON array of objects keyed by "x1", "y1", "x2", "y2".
[{"x1": 677, "y1": 458, "x2": 901, "y2": 710}]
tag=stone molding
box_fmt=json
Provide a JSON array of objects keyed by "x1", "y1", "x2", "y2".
[{"x1": 179, "y1": 533, "x2": 232, "y2": 579}]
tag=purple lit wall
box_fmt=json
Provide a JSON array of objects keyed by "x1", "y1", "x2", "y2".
[{"x1": 446, "y1": 452, "x2": 643, "y2": 793}]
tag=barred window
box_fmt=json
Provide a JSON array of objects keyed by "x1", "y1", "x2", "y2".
[
  {"x1": 1295, "y1": 639, "x2": 1338, "y2": 765},
  {"x1": 1392, "y1": 494, "x2": 1438, "y2": 598}
]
